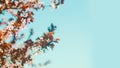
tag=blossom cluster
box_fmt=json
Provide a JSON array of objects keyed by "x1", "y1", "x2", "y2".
[{"x1": 0, "y1": 0, "x2": 63, "y2": 67}]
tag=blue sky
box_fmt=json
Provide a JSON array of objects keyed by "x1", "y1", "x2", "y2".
[
  {"x1": 1, "y1": 0, "x2": 120, "y2": 68},
  {"x1": 30, "y1": 0, "x2": 120, "y2": 68}
]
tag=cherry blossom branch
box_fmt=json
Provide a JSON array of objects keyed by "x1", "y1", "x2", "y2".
[{"x1": 0, "y1": 0, "x2": 63, "y2": 67}]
